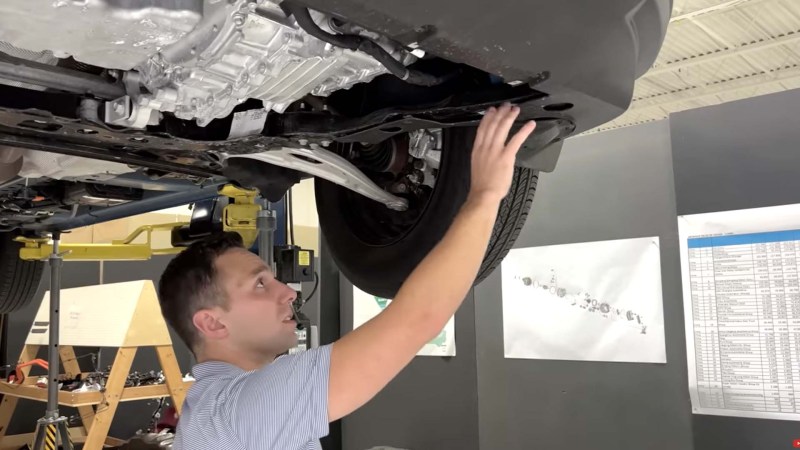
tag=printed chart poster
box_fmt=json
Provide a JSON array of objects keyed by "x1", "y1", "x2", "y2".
[
  {"x1": 352, "y1": 286, "x2": 456, "y2": 357},
  {"x1": 501, "y1": 237, "x2": 666, "y2": 363},
  {"x1": 679, "y1": 203, "x2": 800, "y2": 421}
]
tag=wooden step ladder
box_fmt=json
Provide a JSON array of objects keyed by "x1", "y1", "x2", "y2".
[{"x1": 0, "y1": 280, "x2": 191, "y2": 450}]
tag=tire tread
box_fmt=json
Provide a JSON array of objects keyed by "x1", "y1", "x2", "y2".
[
  {"x1": 0, "y1": 233, "x2": 44, "y2": 314},
  {"x1": 476, "y1": 167, "x2": 538, "y2": 282}
]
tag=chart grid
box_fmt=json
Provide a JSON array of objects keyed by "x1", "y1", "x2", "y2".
[{"x1": 688, "y1": 229, "x2": 800, "y2": 413}]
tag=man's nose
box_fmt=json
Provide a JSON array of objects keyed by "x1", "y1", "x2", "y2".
[{"x1": 281, "y1": 283, "x2": 298, "y2": 304}]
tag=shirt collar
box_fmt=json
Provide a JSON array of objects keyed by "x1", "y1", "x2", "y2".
[{"x1": 191, "y1": 361, "x2": 245, "y2": 380}]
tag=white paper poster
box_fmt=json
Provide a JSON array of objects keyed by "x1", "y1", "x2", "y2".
[
  {"x1": 679, "y1": 203, "x2": 800, "y2": 421},
  {"x1": 501, "y1": 236, "x2": 666, "y2": 363},
  {"x1": 352, "y1": 286, "x2": 456, "y2": 357}
]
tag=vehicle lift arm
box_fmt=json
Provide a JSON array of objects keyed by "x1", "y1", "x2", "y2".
[{"x1": 14, "y1": 185, "x2": 262, "y2": 262}]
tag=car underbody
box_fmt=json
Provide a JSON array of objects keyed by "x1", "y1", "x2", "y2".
[
  {"x1": 0, "y1": 0, "x2": 670, "y2": 233},
  {"x1": 0, "y1": 0, "x2": 670, "y2": 303}
]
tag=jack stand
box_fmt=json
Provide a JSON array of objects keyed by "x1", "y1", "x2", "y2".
[{"x1": 31, "y1": 231, "x2": 73, "y2": 450}]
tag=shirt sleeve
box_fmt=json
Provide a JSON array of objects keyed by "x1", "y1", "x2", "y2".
[{"x1": 230, "y1": 344, "x2": 333, "y2": 448}]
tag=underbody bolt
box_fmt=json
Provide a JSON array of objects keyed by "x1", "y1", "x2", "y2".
[
  {"x1": 298, "y1": 139, "x2": 308, "y2": 146},
  {"x1": 413, "y1": 159, "x2": 426, "y2": 170},
  {"x1": 321, "y1": 140, "x2": 331, "y2": 147}
]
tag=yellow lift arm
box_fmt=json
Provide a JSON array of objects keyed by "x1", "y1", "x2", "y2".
[
  {"x1": 16, "y1": 223, "x2": 188, "y2": 261},
  {"x1": 15, "y1": 185, "x2": 261, "y2": 262}
]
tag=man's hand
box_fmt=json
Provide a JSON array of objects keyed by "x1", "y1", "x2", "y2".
[
  {"x1": 327, "y1": 106, "x2": 536, "y2": 422},
  {"x1": 469, "y1": 103, "x2": 536, "y2": 203}
]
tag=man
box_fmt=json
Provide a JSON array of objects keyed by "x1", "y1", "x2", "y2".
[{"x1": 157, "y1": 103, "x2": 536, "y2": 449}]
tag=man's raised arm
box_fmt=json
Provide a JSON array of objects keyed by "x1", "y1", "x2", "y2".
[{"x1": 327, "y1": 104, "x2": 536, "y2": 421}]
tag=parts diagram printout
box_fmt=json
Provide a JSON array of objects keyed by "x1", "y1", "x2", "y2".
[
  {"x1": 352, "y1": 285, "x2": 456, "y2": 357},
  {"x1": 679, "y1": 203, "x2": 800, "y2": 420},
  {"x1": 501, "y1": 237, "x2": 666, "y2": 363}
]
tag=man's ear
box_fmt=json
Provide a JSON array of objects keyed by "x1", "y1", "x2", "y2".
[{"x1": 192, "y1": 309, "x2": 228, "y2": 340}]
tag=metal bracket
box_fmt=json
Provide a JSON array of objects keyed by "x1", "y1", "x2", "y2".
[
  {"x1": 226, "y1": 147, "x2": 409, "y2": 211},
  {"x1": 104, "y1": 87, "x2": 178, "y2": 129}
]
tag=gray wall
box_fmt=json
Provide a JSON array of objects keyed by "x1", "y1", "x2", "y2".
[
  {"x1": 671, "y1": 88, "x2": 800, "y2": 450},
  {"x1": 672, "y1": 89, "x2": 800, "y2": 217},
  {"x1": 474, "y1": 120, "x2": 695, "y2": 450},
  {"x1": 339, "y1": 276, "x2": 480, "y2": 450}
]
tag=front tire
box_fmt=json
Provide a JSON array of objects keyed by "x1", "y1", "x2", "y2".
[
  {"x1": 316, "y1": 127, "x2": 538, "y2": 298},
  {"x1": 0, "y1": 232, "x2": 44, "y2": 313}
]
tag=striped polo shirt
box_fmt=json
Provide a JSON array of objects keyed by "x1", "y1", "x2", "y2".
[{"x1": 173, "y1": 344, "x2": 332, "y2": 450}]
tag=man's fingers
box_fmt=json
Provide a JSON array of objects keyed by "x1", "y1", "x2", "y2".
[
  {"x1": 474, "y1": 107, "x2": 497, "y2": 150},
  {"x1": 475, "y1": 104, "x2": 531, "y2": 156},
  {"x1": 481, "y1": 103, "x2": 511, "y2": 148},
  {"x1": 493, "y1": 105, "x2": 521, "y2": 148},
  {"x1": 505, "y1": 121, "x2": 537, "y2": 156}
]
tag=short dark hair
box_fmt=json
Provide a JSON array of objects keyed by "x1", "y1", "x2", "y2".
[{"x1": 158, "y1": 232, "x2": 245, "y2": 353}]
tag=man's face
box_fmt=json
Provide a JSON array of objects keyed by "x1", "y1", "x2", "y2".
[{"x1": 211, "y1": 247, "x2": 299, "y2": 358}]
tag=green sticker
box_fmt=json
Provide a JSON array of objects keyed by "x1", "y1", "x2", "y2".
[{"x1": 373, "y1": 296, "x2": 390, "y2": 309}]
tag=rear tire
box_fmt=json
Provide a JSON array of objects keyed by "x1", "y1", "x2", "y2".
[
  {"x1": 316, "y1": 127, "x2": 538, "y2": 298},
  {"x1": 0, "y1": 233, "x2": 44, "y2": 313}
]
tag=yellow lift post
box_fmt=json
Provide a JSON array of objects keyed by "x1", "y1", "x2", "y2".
[{"x1": 15, "y1": 185, "x2": 261, "y2": 261}]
